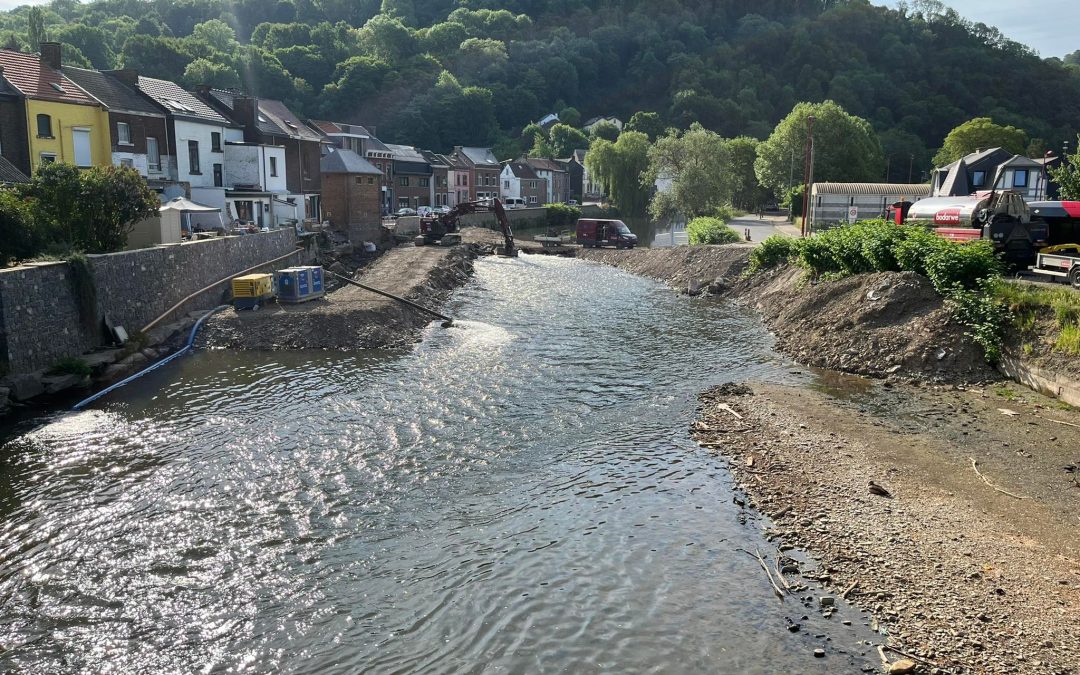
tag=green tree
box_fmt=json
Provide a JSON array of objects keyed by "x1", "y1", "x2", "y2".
[
  {"x1": 932, "y1": 117, "x2": 1027, "y2": 167},
  {"x1": 358, "y1": 13, "x2": 416, "y2": 62},
  {"x1": 558, "y1": 106, "x2": 581, "y2": 127},
  {"x1": 646, "y1": 123, "x2": 733, "y2": 220},
  {"x1": 191, "y1": 19, "x2": 238, "y2": 54},
  {"x1": 0, "y1": 189, "x2": 39, "y2": 265},
  {"x1": 23, "y1": 163, "x2": 159, "y2": 254},
  {"x1": 625, "y1": 111, "x2": 665, "y2": 141},
  {"x1": 726, "y1": 136, "x2": 771, "y2": 210},
  {"x1": 755, "y1": 100, "x2": 884, "y2": 196},
  {"x1": 589, "y1": 120, "x2": 620, "y2": 142},
  {"x1": 585, "y1": 131, "x2": 650, "y2": 215},
  {"x1": 120, "y1": 35, "x2": 192, "y2": 79},
  {"x1": 183, "y1": 58, "x2": 241, "y2": 88},
  {"x1": 549, "y1": 123, "x2": 589, "y2": 158},
  {"x1": 1048, "y1": 135, "x2": 1080, "y2": 200},
  {"x1": 27, "y1": 6, "x2": 47, "y2": 48}
]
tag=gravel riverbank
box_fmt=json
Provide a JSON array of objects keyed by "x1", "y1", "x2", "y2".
[{"x1": 694, "y1": 379, "x2": 1079, "y2": 674}]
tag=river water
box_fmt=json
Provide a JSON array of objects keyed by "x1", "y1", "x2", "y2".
[{"x1": 0, "y1": 255, "x2": 878, "y2": 673}]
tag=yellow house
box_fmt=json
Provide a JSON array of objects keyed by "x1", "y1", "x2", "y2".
[{"x1": 0, "y1": 45, "x2": 110, "y2": 174}]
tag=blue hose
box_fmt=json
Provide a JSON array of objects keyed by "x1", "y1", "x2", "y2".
[{"x1": 72, "y1": 305, "x2": 229, "y2": 411}]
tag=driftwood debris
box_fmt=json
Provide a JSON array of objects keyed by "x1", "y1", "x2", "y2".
[{"x1": 970, "y1": 457, "x2": 1030, "y2": 500}]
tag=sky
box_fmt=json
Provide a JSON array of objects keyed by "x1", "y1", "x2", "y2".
[{"x1": 0, "y1": 0, "x2": 1075, "y2": 58}]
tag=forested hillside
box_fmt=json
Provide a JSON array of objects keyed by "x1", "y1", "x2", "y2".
[{"x1": 3, "y1": 0, "x2": 1079, "y2": 178}]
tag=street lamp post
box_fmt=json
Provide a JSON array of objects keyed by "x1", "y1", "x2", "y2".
[{"x1": 800, "y1": 115, "x2": 816, "y2": 237}]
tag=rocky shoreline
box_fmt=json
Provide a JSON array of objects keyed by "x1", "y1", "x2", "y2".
[{"x1": 694, "y1": 380, "x2": 1079, "y2": 675}]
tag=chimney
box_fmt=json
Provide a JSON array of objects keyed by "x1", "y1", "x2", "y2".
[
  {"x1": 107, "y1": 68, "x2": 139, "y2": 88},
  {"x1": 234, "y1": 96, "x2": 258, "y2": 142},
  {"x1": 40, "y1": 42, "x2": 61, "y2": 70}
]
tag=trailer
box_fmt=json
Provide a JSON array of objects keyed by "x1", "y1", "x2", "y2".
[{"x1": 1028, "y1": 245, "x2": 1080, "y2": 288}]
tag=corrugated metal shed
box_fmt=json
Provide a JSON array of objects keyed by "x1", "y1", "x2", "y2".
[{"x1": 812, "y1": 182, "x2": 931, "y2": 196}]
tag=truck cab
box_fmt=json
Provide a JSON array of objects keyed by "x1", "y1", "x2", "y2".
[{"x1": 576, "y1": 218, "x2": 638, "y2": 249}]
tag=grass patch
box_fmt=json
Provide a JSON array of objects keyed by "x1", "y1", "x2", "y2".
[
  {"x1": 48, "y1": 357, "x2": 91, "y2": 377},
  {"x1": 687, "y1": 216, "x2": 742, "y2": 245},
  {"x1": 992, "y1": 384, "x2": 1019, "y2": 401},
  {"x1": 1055, "y1": 324, "x2": 1080, "y2": 355}
]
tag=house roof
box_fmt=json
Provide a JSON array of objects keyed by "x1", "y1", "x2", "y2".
[
  {"x1": 812, "y1": 182, "x2": 932, "y2": 196},
  {"x1": 526, "y1": 157, "x2": 566, "y2": 173},
  {"x1": 0, "y1": 155, "x2": 29, "y2": 184},
  {"x1": 459, "y1": 146, "x2": 499, "y2": 167},
  {"x1": 504, "y1": 161, "x2": 539, "y2": 180},
  {"x1": 60, "y1": 66, "x2": 162, "y2": 116},
  {"x1": 999, "y1": 154, "x2": 1042, "y2": 168},
  {"x1": 206, "y1": 89, "x2": 320, "y2": 141},
  {"x1": 386, "y1": 143, "x2": 428, "y2": 163},
  {"x1": 321, "y1": 148, "x2": 382, "y2": 175},
  {"x1": 421, "y1": 150, "x2": 448, "y2": 168},
  {"x1": 0, "y1": 48, "x2": 99, "y2": 106},
  {"x1": 572, "y1": 148, "x2": 587, "y2": 163},
  {"x1": 134, "y1": 76, "x2": 229, "y2": 124},
  {"x1": 439, "y1": 153, "x2": 468, "y2": 169}
]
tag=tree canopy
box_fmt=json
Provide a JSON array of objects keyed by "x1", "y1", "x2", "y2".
[
  {"x1": 585, "y1": 131, "x2": 650, "y2": 216},
  {"x1": 932, "y1": 117, "x2": 1028, "y2": 167},
  {"x1": 0, "y1": 0, "x2": 1075, "y2": 159}
]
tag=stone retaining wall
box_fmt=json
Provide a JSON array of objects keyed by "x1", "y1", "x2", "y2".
[{"x1": 0, "y1": 229, "x2": 298, "y2": 374}]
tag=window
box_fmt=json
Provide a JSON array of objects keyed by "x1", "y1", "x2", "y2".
[
  {"x1": 1013, "y1": 169, "x2": 1029, "y2": 188},
  {"x1": 399, "y1": 176, "x2": 409, "y2": 187},
  {"x1": 462, "y1": 175, "x2": 468, "y2": 186},
  {"x1": 419, "y1": 177, "x2": 429, "y2": 187},
  {"x1": 147, "y1": 137, "x2": 160, "y2": 172},
  {"x1": 120, "y1": 158, "x2": 134, "y2": 168},
  {"x1": 368, "y1": 176, "x2": 375, "y2": 185},
  {"x1": 188, "y1": 140, "x2": 200, "y2": 174},
  {"x1": 398, "y1": 198, "x2": 408, "y2": 208},
  {"x1": 72, "y1": 128, "x2": 92, "y2": 167},
  {"x1": 40, "y1": 153, "x2": 56, "y2": 164},
  {"x1": 528, "y1": 196, "x2": 538, "y2": 204},
  {"x1": 971, "y1": 170, "x2": 986, "y2": 187},
  {"x1": 36, "y1": 114, "x2": 52, "y2": 138},
  {"x1": 117, "y1": 122, "x2": 132, "y2": 145},
  {"x1": 269, "y1": 156, "x2": 278, "y2": 177},
  {"x1": 211, "y1": 132, "x2": 222, "y2": 152},
  {"x1": 213, "y1": 163, "x2": 223, "y2": 187}
]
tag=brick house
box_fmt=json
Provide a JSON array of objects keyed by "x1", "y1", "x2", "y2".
[
  {"x1": 443, "y1": 152, "x2": 471, "y2": 207},
  {"x1": 451, "y1": 146, "x2": 500, "y2": 201},
  {"x1": 563, "y1": 149, "x2": 586, "y2": 202},
  {"x1": 321, "y1": 147, "x2": 383, "y2": 244},
  {"x1": 385, "y1": 143, "x2": 432, "y2": 211},
  {"x1": 308, "y1": 119, "x2": 395, "y2": 215}
]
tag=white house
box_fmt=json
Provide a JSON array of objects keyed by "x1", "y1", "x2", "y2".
[
  {"x1": 583, "y1": 116, "x2": 624, "y2": 134},
  {"x1": 130, "y1": 75, "x2": 232, "y2": 227},
  {"x1": 500, "y1": 161, "x2": 546, "y2": 205}
]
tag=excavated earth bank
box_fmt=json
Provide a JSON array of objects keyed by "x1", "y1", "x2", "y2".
[{"x1": 582, "y1": 245, "x2": 1079, "y2": 674}]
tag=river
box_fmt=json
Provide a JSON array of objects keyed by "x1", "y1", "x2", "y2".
[{"x1": 0, "y1": 254, "x2": 878, "y2": 673}]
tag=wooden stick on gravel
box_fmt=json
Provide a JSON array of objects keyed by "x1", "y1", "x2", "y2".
[
  {"x1": 970, "y1": 458, "x2": 1031, "y2": 500},
  {"x1": 1035, "y1": 415, "x2": 1080, "y2": 429},
  {"x1": 841, "y1": 580, "x2": 859, "y2": 599},
  {"x1": 738, "y1": 548, "x2": 785, "y2": 600},
  {"x1": 773, "y1": 549, "x2": 792, "y2": 591}
]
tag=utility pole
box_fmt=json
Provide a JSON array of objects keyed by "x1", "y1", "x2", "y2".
[
  {"x1": 800, "y1": 115, "x2": 816, "y2": 237},
  {"x1": 908, "y1": 154, "x2": 914, "y2": 183},
  {"x1": 788, "y1": 146, "x2": 795, "y2": 219}
]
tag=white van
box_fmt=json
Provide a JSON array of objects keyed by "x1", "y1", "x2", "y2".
[{"x1": 505, "y1": 198, "x2": 527, "y2": 209}]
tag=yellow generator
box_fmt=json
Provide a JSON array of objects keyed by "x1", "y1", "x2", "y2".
[{"x1": 231, "y1": 273, "x2": 273, "y2": 310}]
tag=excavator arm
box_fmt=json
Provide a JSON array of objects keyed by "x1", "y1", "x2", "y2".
[{"x1": 424, "y1": 198, "x2": 517, "y2": 256}]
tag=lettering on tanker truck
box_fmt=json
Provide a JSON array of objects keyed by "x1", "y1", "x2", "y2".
[{"x1": 934, "y1": 208, "x2": 962, "y2": 225}]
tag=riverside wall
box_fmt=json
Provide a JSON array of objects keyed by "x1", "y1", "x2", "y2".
[{"x1": 0, "y1": 229, "x2": 298, "y2": 374}]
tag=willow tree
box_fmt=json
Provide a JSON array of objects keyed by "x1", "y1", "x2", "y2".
[
  {"x1": 585, "y1": 131, "x2": 650, "y2": 215},
  {"x1": 645, "y1": 123, "x2": 733, "y2": 220}
]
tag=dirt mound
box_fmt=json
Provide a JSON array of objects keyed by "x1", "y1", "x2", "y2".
[
  {"x1": 743, "y1": 266, "x2": 996, "y2": 382},
  {"x1": 200, "y1": 245, "x2": 474, "y2": 351},
  {"x1": 577, "y1": 244, "x2": 754, "y2": 294}
]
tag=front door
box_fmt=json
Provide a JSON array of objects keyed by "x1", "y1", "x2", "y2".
[{"x1": 72, "y1": 128, "x2": 92, "y2": 167}]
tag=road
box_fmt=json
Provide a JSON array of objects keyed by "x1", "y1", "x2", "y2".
[{"x1": 728, "y1": 212, "x2": 799, "y2": 242}]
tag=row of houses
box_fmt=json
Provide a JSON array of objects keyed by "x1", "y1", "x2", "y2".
[{"x1": 0, "y1": 43, "x2": 601, "y2": 248}]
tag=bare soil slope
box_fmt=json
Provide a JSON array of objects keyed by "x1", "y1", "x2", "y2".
[{"x1": 200, "y1": 245, "x2": 473, "y2": 351}]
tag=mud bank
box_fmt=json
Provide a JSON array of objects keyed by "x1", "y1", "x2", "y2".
[
  {"x1": 200, "y1": 244, "x2": 475, "y2": 351},
  {"x1": 693, "y1": 380, "x2": 1080, "y2": 675}
]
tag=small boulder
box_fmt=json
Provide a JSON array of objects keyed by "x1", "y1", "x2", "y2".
[
  {"x1": 42, "y1": 373, "x2": 88, "y2": 394},
  {"x1": 888, "y1": 659, "x2": 917, "y2": 674},
  {"x1": 3, "y1": 373, "x2": 45, "y2": 401}
]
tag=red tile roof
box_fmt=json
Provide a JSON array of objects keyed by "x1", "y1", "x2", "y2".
[{"x1": 0, "y1": 48, "x2": 99, "y2": 106}]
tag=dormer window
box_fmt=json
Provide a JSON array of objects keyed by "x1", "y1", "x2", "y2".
[
  {"x1": 36, "y1": 114, "x2": 52, "y2": 138},
  {"x1": 971, "y1": 170, "x2": 986, "y2": 188}
]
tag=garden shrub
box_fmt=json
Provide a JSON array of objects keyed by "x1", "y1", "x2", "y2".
[
  {"x1": 923, "y1": 239, "x2": 1002, "y2": 293},
  {"x1": 747, "y1": 235, "x2": 800, "y2": 274},
  {"x1": 687, "y1": 216, "x2": 742, "y2": 245},
  {"x1": 545, "y1": 203, "x2": 581, "y2": 229}
]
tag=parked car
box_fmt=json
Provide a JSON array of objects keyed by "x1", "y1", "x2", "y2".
[
  {"x1": 433, "y1": 205, "x2": 452, "y2": 214},
  {"x1": 417, "y1": 206, "x2": 434, "y2": 217},
  {"x1": 396, "y1": 207, "x2": 417, "y2": 217},
  {"x1": 576, "y1": 218, "x2": 638, "y2": 249},
  {"x1": 567, "y1": 199, "x2": 579, "y2": 205}
]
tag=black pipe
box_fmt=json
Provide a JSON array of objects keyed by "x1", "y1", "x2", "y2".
[{"x1": 328, "y1": 271, "x2": 454, "y2": 327}]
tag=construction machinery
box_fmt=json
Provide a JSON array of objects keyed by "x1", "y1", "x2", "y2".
[{"x1": 418, "y1": 198, "x2": 518, "y2": 257}]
